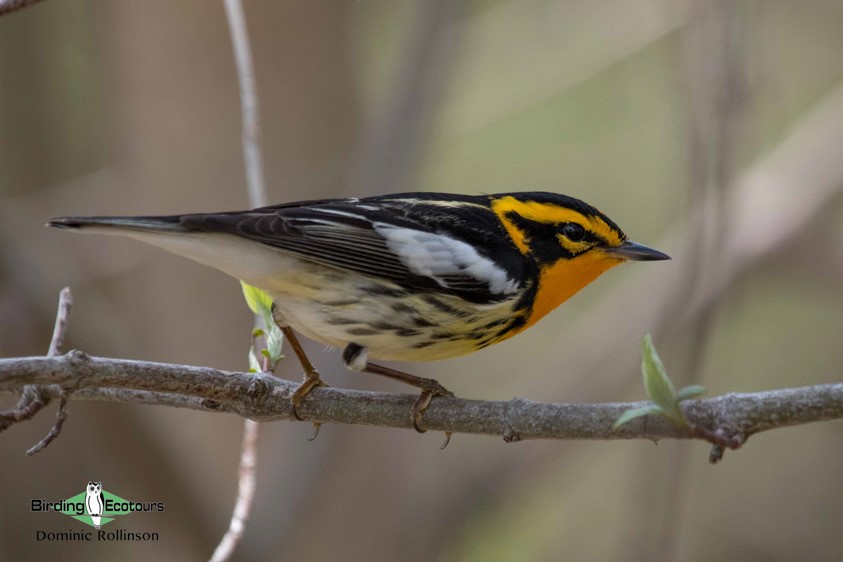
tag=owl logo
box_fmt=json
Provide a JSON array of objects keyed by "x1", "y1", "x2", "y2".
[{"x1": 85, "y1": 481, "x2": 104, "y2": 529}]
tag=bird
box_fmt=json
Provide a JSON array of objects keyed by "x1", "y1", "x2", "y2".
[
  {"x1": 85, "y1": 481, "x2": 104, "y2": 529},
  {"x1": 47, "y1": 191, "x2": 669, "y2": 432}
]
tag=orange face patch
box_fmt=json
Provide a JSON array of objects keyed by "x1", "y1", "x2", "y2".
[
  {"x1": 529, "y1": 250, "x2": 623, "y2": 327},
  {"x1": 495, "y1": 250, "x2": 623, "y2": 342}
]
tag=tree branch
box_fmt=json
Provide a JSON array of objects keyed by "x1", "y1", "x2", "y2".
[
  {"x1": 0, "y1": 287, "x2": 73, "y2": 455},
  {"x1": 2, "y1": 353, "x2": 840, "y2": 455}
]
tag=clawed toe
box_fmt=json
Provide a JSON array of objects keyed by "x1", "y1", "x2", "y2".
[
  {"x1": 410, "y1": 383, "x2": 453, "y2": 434},
  {"x1": 290, "y1": 372, "x2": 329, "y2": 421},
  {"x1": 361, "y1": 361, "x2": 453, "y2": 441}
]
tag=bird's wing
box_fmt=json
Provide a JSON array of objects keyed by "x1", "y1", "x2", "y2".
[{"x1": 180, "y1": 203, "x2": 521, "y2": 303}]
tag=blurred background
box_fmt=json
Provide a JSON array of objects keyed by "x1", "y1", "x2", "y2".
[{"x1": 2, "y1": 0, "x2": 842, "y2": 560}]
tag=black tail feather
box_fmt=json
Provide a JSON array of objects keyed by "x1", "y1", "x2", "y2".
[{"x1": 45, "y1": 215, "x2": 189, "y2": 233}]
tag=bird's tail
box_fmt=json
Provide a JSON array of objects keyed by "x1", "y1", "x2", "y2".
[
  {"x1": 46, "y1": 212, "x2": 285, "y2": 286},
  {"x1": 46, "y1": 215, "x2": 190, "y2": 234}
]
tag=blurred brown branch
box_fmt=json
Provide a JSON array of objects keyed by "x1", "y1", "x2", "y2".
[
  {"x1": 2, "y1": 352, "x2": 840, "y2": 459},
  {"x1": 0, "y1": 0, "x2": 45, "y2": 17},
  {"x1": 347, "y1": 0, "x2": 463, "y2": 196}
]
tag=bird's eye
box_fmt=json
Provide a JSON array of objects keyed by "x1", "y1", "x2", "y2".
[{"x1": 561, "y1": 223, "x2": 586, "y2": 242}]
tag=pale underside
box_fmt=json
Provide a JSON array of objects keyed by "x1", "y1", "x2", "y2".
[{"x1": 101, "y1": 229, "x2": 523, "y2": 362}]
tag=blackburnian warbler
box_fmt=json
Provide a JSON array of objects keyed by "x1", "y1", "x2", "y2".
[{"x1": 48, "y1": 191, "x2": 669, "y2": 430}]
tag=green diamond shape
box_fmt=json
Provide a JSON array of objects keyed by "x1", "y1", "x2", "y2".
[{"x1": 61, "y1": 489, "x2": 132, "y2": 528}]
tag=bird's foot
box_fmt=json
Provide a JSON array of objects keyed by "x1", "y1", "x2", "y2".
[
  {"x1": 291, "y1": 370, "x2": 329, "y2": 421},
  {"x1": 410, "y1": 380, "x2": 454, "y2": 434}
]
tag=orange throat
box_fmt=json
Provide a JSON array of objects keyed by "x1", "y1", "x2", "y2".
[{"x1": 515, "y1": 252, "x2": 623, "y2": 336}]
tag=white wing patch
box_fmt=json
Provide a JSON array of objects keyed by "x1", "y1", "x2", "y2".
[{"x1": 374, "y1": 223, "x2": 519, "y2": 295}]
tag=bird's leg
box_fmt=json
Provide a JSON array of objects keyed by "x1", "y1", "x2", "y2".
[
  {"x1": 342, "y1": 343, "x2": 453, "y2": 433},
  {"x1": 279, "y1": 326, "x2": 329, "y2": 420},
  {"x1": 364, "y1": 363, "x2": 454, "y2": 433},
  {"x1": 272, "y1": 305, "x2": 328, "y2": 420}
]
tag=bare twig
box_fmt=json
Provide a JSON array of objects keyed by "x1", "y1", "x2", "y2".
[
  {"x1": 0, "y1": 385, "x2": 49, "y2": 429},
  {"x1": 48, "y1": 287, "x2": 73, "y2": 357},
  {"x1": 0, "y1": 287, "x2": 73, "y2": 455},
  {"x1": 25, "y1": 393, "x2": 67, "y2": 456},
  {"x1": 25, "y1": 287, "x2": 74, "y2": 454},
  {"x1": 217, "y1": 0, "x2": 269, "y2": 558},
  {"x1": 1, "y1": 353, "x2": 841, "y2": 451},
  {"x1": 224, "y1": 0, "x2": 267, "y2": 209},
  {"x1": 0, "y1": 0, "x2": 46, "y2": 17},
  {"x1": 209, "y1": 417, "x2": 259, "y2": 562}
]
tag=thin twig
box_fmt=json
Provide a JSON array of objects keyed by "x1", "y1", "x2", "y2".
[
  {"x1": 209, "y1": 418, "x2": 259, "y2": 562},
  {"x1": 0, "y1": 385, "x2": 48, "y2": 428},
  {"x1": 23, "y1": 287, "x2": 74, "y2": 454},
  {"x1": 224, "y1": 0, "x2": 267, "y2": 209},
  {"x1": 48, "y1": 287, "x2": 73, "y2": 356},
  {"x1": 1, "y1": 353, "x2": 840, "y2": 451},
  {"x1": 0, "y1": 287, "x2": 73, "y2": 454},
  {"x1": 217, "y1": 0, "x2": 268, "y2": 558},
  {"x1": 25, "y1": 393, "x2": 68, "y2": 455}
]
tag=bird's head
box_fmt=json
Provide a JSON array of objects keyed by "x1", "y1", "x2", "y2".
[{"x1": 490, "y1": 192, "x2": 669, "y2": 328}]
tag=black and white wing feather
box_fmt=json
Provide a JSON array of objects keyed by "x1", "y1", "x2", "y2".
[{"x1": 180, "y1": 200, "x2": 523, "y2": 303}]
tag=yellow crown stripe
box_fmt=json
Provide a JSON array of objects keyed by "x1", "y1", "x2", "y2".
[
  {"x1": 491, "y1": 198, "x2": 531, "y2": 254},
  {"x1": 491, "y1": 196, "x2": 623, "y2": 251}
]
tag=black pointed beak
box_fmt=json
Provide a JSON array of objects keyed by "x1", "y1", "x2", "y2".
[{"x1": 605, "y1": 240, "x2": 670, "y2": 261}]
